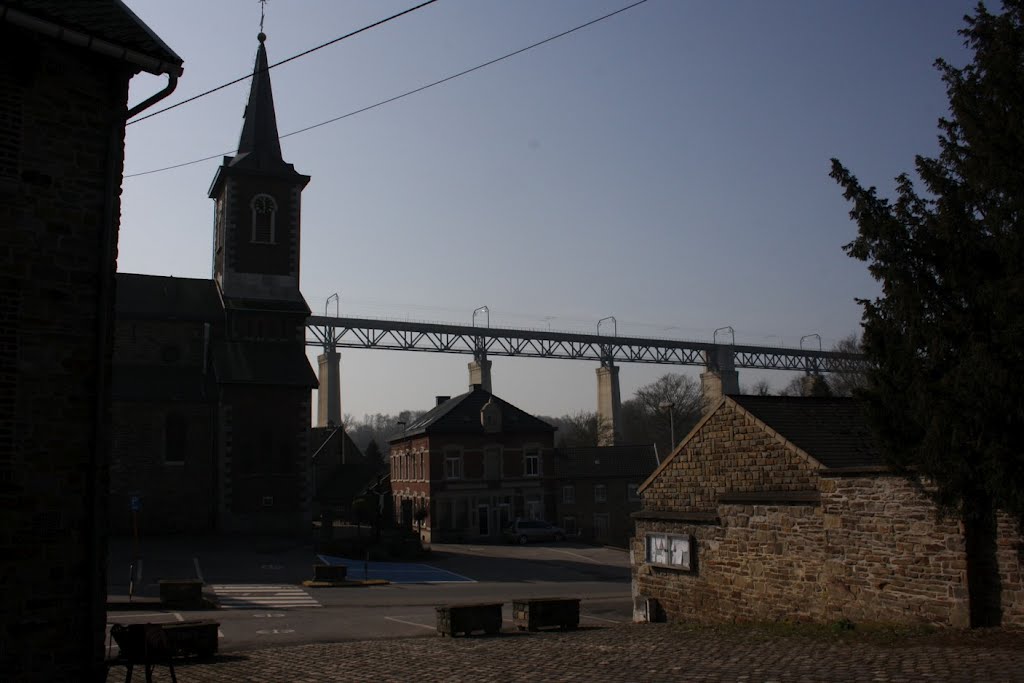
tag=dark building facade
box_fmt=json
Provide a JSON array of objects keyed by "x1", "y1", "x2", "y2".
[
  {"x1": 0, "y1": 1, "x2": 182, "y2": 679},
  {"x1": 110, "y1": 32, "x2": 317, "y2": 536},
  {"x1": 389, "y1": 386, "x2": 558, "y2": 543},
  {"x1": 553, "y1": 445, "x2": 657, "y2": 547}
]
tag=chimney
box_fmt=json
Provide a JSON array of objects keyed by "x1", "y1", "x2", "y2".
[{"x1": 435, "y1": 395, "x2": 451, "y2": 406}]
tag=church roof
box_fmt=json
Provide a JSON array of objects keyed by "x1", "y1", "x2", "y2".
[
  {"x1": 392, "y1": 386, "x2": 555, "y2": 440},
  {"x1": 212, "y1": 341, "x2": 318, "y2": 388},
  {"x1": 115, "y1": 273, "x2": 222, "y2": 321}
]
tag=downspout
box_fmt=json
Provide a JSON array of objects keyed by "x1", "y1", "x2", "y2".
[{"x1": 90, "y1": 70, "x2": 177, "y2": 683}]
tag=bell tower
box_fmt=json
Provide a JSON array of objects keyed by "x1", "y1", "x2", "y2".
[
  {"x1": 207, "y1": 32, "x2": 318, "y2": 535},
  {"x1": 209, "y1": 32, "x2": 310, "y2": 303}
]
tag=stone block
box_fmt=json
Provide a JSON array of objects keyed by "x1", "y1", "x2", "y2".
[
  {"x1": 513, "y1": 598, "x2": 580, "y2": 631},
  {"x1": 435, "y1": 603, "x2": 503, "y2": 637}
]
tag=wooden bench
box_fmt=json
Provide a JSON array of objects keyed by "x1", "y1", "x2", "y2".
[
  {"x1": 162, "y1": 619, "x2": 219, "y2": 658},
  {"x1": 435, "y1": 603, "x2": 503, "y2": 637},
  {"x1": 313, "y1": 563, "x2": 348, "y2": 582},
  {"x1": 513, "y1": 598, "x2": 580, "y2": 632}
]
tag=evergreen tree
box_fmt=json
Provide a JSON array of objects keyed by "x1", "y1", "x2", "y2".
[{"x1": 830, "y1": 2, "x2": 1024, "y2": 525}]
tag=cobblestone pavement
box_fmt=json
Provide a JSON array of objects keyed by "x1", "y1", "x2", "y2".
[{"x1": 165, "y1": 623, "x2": 1024, "y2": 682}]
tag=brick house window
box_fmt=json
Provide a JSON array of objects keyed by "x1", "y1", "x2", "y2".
[
  {"x1": 594, "y1": 484, "x2": 607, "y2": 503},
  {"x1": 251, "y1": 194, "x2": 277, "y2": 243},
  {"x1": 524, "y1": 445, "x2": 541, "y2": 477},
  {"x1": 484, "y1": 445, "x2": 501, "y2": 480},
  {"x1": 444, "y1": 447, "x2": 463, "y2": 480},
  {"x1": 562, "y1": 485, "x2": 575, "y2": 504},
  {"x1": 164, "y1": 412, "x2": 186, "y2": 465},
  {"x1": 645, "y1": 533, "x2": 693, "y2": 570},
  {"x1": 627, "y1": 483, "x2": 640, "y2": 501}
]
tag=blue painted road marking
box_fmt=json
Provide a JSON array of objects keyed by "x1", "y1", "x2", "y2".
[{"x1": 317, "y1": 556, "x2": 474, "y2": 584}]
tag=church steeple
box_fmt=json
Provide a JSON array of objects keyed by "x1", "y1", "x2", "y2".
[
  {"x1": 208, "y1": 31, "x2": 310, "y2": 303},
  {"x1": 232, "y1": 32, "x2": 286, "y2": 172}
]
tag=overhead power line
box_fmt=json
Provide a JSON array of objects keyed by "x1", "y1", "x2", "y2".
[
  {"x1": 126, "y1": 0, "x2": 440, "y2": 126},
  {"x1": 125, "y1": 0, "x2": 650, "y2": 179}
]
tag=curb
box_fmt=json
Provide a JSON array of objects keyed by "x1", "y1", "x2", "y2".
[{"x1": 302, "y1": 579, "x2": 390, "y2": 588}]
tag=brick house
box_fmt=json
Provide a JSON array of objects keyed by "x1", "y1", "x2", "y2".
[
  {"x1": 389, "y1": 386, "x2": 557, "y2": 543},
  {"x1": 110, "y1": 31, "x2": 318, "y2": 535},
  {"x1": 1, "y1": 1, "x2": 182, "y2": 678},
  {"x1": 553, "y1": 445, "x2": 657, "y2": 547},
  {"x1": 631, "y1": 395, "x2": 1024, "y2": 628}
]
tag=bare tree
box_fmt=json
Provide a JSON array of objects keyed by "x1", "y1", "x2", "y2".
[{"x1": 621, "y1": 373, "x2": 702, "y2": 454}]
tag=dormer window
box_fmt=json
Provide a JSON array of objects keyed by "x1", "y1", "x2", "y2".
[{"x1": 251, "y1": 194, "x2": 277, "y2": 243}]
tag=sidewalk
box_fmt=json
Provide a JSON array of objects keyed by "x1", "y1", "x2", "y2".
[{"x1": 166, "y1": 623, "x2": 1024, "y2": 682}]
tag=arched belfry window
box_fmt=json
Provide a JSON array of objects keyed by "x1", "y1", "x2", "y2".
[{"x1": 250, "y1": 194, "x2": 277, "y2": 243}]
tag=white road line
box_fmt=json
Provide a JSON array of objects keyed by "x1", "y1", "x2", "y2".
[
  {"x1": 173, "y1": 612, "x2": 184, "y2": 622},
  {"x1": 212, "y1": 584, "x2": 322, "y2": 609},
  {"x1": 384, "y1": 616, "x2": 435, "y2": 631},
  {"x1": 581, "y1": 614, "x2": 621, "y2": 624},
  {"x1": 217, "y1": 629, "x2": 224, "y2": 639},
  {"x1": 193, "y1": 557, "x2": 204, "y2": 583},
  {"x1": 544, "y1": 548, "x2": 601, "y2": 564}
]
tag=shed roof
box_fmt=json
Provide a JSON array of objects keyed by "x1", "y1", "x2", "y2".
[
  {"x1": 391, "y1": 386, "x2": 554, "y2": 440},
  {"x1": 554, "y1": 445, "x2": 658, "y2": 480}
]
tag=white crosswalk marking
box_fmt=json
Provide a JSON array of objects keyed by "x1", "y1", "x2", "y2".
[{"x1": 211, "y1": 584, "x2": 321, "y2": 610}]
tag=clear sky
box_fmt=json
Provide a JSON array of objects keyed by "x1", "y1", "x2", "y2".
[{"x1": 121, "y1": 0, "x2": 975, "y2": 420}]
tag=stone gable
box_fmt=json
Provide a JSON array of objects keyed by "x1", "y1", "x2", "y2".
[{"x1": 642, "y1": 401, "x2": 819, "y2": 514}]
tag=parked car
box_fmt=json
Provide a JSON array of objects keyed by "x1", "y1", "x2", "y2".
[{"x1": 503, "y1": 519, "x2": 565, "y2": 544}]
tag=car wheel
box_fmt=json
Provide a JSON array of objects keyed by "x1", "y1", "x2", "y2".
[{"x1": 518, "y1": 534, "x2": 528, "y2": 545}]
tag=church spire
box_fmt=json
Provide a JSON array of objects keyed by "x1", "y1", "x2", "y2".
[{"x1": 232, "y1": 32, "x2": 286, "y2": 171}]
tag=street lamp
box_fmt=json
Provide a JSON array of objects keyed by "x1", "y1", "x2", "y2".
[{"x1": 659, "y1": 401, "x2": 675, "y2": 449}]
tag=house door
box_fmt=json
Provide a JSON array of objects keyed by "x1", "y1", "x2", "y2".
[
  {"x1": 400, "y1": 499, "x2": 413, "y2": 528},
  {"x1": 594, "y1": 513, "x2": 610, "y2": 542},
  {"x1": 478, "y1": 504, "x2": 489, "y2": 536}
]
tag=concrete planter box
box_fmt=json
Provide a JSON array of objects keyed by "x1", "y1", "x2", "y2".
[
  {"x1": 313, "y1": 564, "x2": 348, "y2": 582},
  {"x1": 163, "y1": 619, "x2": 219, "y2": 658},
  {"x1": 435, "y1": 603, "x2": 503, "y2": 637},
  {"x1": 159, "y1": 579, "x2": 203, "y2": 608},
  {"x1": 513, "y1": 598, "x2": 580, "y2": 632}
]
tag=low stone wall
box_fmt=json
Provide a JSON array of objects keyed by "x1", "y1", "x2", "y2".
[
  {"x1": 633, "y1": 476, "x2": 972, "y2": 627},
  {"x1": 996, "y1": 512, "x2": 1024, "y2": 628}
]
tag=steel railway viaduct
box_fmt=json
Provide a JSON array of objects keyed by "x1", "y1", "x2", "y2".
[{"x1": 305, "y1": 313, "x2": 865, "y2": 442}]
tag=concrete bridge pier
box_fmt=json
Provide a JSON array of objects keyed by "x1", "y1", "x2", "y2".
[
  {"x1": 700, "y1": 346, "x2": 739, "y2": 409},
  {"x1": 468, "y1": 349, "x2": 492, "y2": 392},
  {"x1": 596, "y1": 358, "x2": 622, "y2": 446},
  {"x1": 317, "y1": 349, "x2": 341, "y2": 427}
]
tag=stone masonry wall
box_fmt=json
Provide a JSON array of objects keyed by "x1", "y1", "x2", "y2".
[
  {"x1": 633, "y1": 475, "x2": 971, "y2": 627},
  {"x1": 642, "y1": 402, "x2": 820, "y2": 514},
  {"x1": 0, "y1": 28, "x2": 132, "y2": 681},
  {"x1": 996, "y1": 512, "x2": 1024, "y2": 628}
]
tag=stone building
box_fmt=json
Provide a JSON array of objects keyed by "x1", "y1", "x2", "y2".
[
  {"x1": 389, "y1": 386, "x2": 557, "y2": 543},
  {"x1": 110, "y1": 31, "x2": 318, "y2": 536},
  {"x1": 631, "y1": 395, "x2": 1024, "y2": 628},
  {"x1": 553, "y1": 445, "x2": 657, "y2": 546},
  {"x1": 1, "y1": 1, "x2": 182, "y2": 679}
]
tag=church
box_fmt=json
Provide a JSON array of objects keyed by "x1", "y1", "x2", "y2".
[{"x1": 109, "y1": 32, "x2": 319, "y2": 535}]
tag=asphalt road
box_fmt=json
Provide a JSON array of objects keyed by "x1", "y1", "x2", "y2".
[{"x1": 106, "y1": 538, "x2": 633, "y2": 653}]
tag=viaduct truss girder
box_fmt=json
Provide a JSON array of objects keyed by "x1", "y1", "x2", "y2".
[{"x1": 306, "y1": 316, "x2": 866, "y2": 373}]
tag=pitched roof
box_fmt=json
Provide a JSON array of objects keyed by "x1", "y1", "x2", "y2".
[
  {"x1": 2, "y1": 0, "x2": 183, "y2": 74},
  {"x1": 554, "y1": 445, "x2": 658, "y2": 479},
  {"x1": 212, "y1": 341, "x2": 317, "y2": 388},
  {"x1": 116, "y1": 273, "x2": 222, "y2": 321},
  {"x1": 391, "y1": 386, "x2": 555, "y2": 440},
  {"x1": 729, "y1": 395, "x2": 882, "y2": 469}
]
